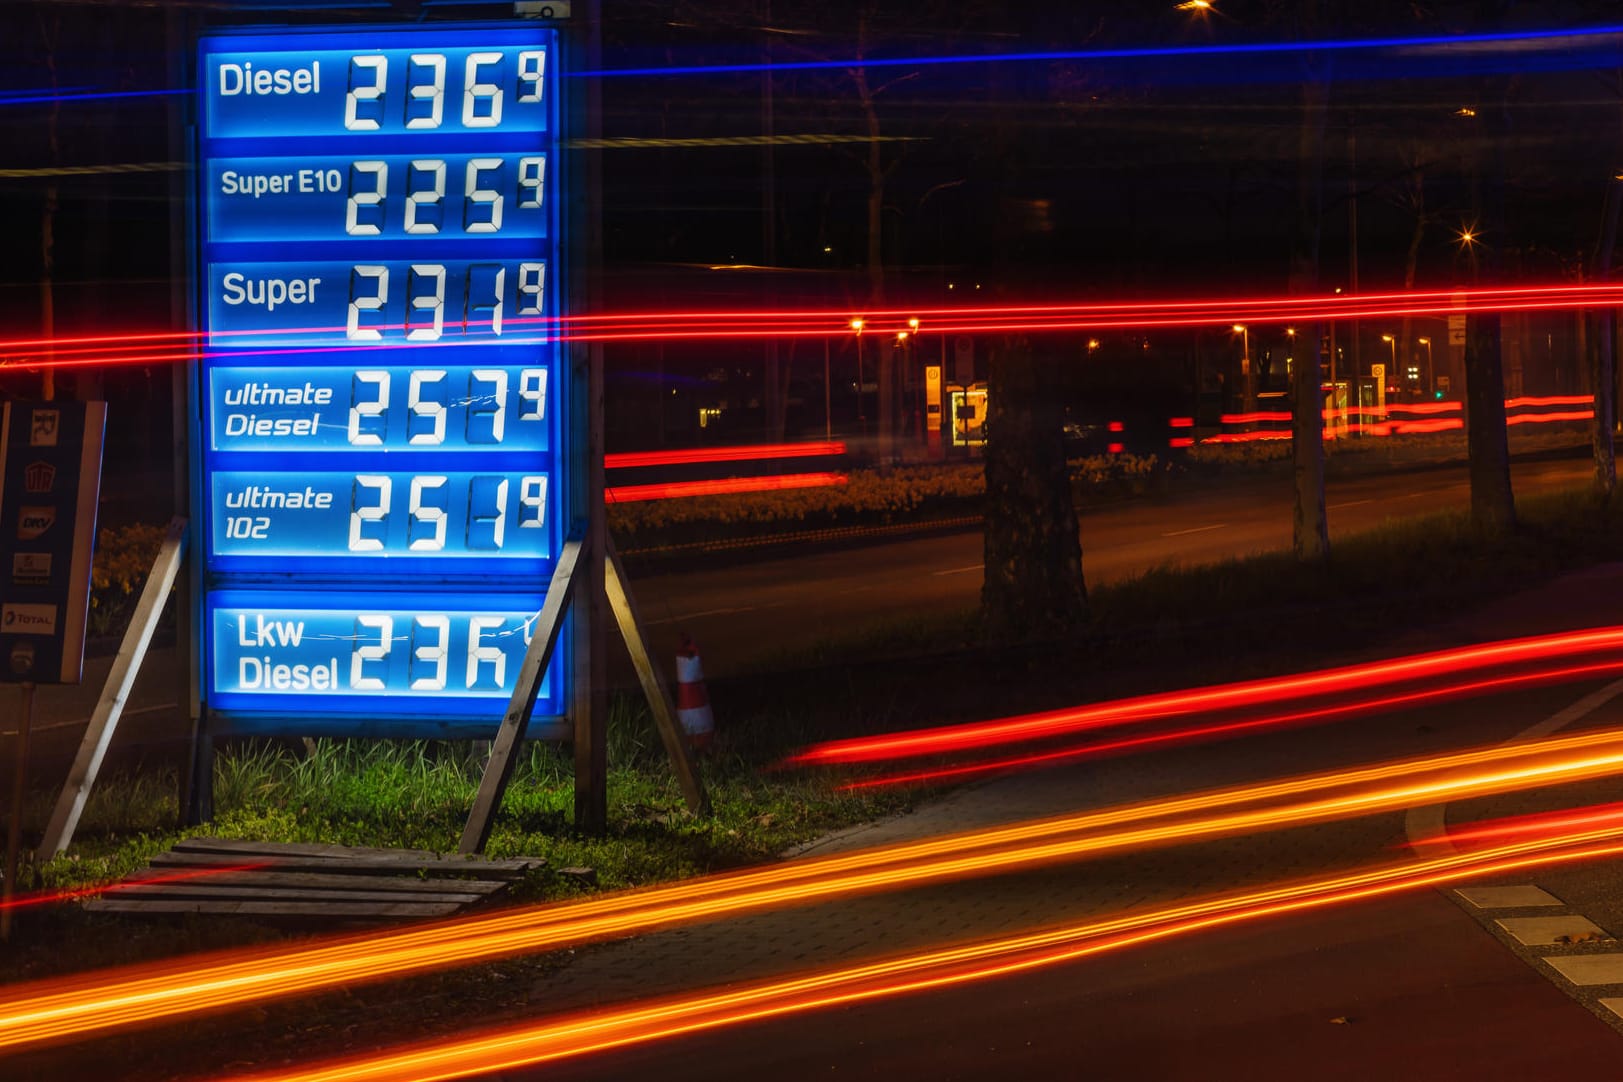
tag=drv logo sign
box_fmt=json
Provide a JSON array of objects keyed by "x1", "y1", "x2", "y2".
[{"x1": 16, "y1": 506, "x2": 54, "y2": 540}]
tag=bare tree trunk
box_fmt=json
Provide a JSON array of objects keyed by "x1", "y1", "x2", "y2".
[
  {"x1": 1463, "y1": 60, "x2": 1516, "y2": 534},
  {"x1": 760, "y1": 8, "x2": 783, "y2": 441},
  {"x1": 851, "y1": 24, "x2": 892, "y2": 464},
  {"x1": 1465, "y1": 312, "x2": 1516, "y2": 533},
  {"x1": 1290, "y1": 67, "x2": 1330, "y2": 564},
  {"x1": 1593, "y1": 177, "x2": 1621, "y2": 496},
  {"x1": 39, "y1": 13, "x2": 60, "y2": 402},
  {"x1": 981, "y1": 335, "x2": 1086, "y2": 640},
  {"x1": 1399, "y1": 170, "x2": 1426, "y2": 394}
]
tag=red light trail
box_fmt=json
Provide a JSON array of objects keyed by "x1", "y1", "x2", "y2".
[
  {"x1": 6, "y1": 284, "x2": 1623, "y2": 365},
  {"x1": 834, "y1": 659, "x2": 1623, "y2": 791},
  {"x1": 605, "y1": 472, "x2": 848, "y2": 503},
  {"x1": 604, "y1": 442, "x2": 845, "y2": 469},
  {"x1": 1414, "y1": 799, "x2": 1623, "y2": 850},
  {"x1": 789, "y1": 625, "x2": 1623, "y2": 767},
  {"x1": 0, "y1": 864, "x2": 267, "y2": 912}
]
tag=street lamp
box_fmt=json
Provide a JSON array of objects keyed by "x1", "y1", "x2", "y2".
[
  {"x1": 1418, "y1": 336, "x2": 1433, "y2": 396},
  {"x1": 1232, "y1": 324, "x2": 1251, "y2": 409},
  {"x1": 1380, "y1": 333, "x2": 1396, "y2": 377},
  {"x1": 850, "y1": 318, "x2": 865, "y2": 425}
]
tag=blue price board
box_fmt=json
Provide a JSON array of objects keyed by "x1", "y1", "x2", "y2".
[{"x1": 196, "y1": 24, "x2": 566, "y2": 737}]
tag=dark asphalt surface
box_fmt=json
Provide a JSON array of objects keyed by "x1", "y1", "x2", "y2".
[{"x1": 629, "y1": 454, "x2": 1596, "y2": 677}]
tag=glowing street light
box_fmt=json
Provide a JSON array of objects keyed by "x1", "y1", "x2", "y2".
[
  {"x1": 850, "y1": 318, "x2": 866, "y2": 424},
  {"x1": 1175, "y1": 0, "x2": 1213, "y2": 9},
  {"x1": 1418, "y1": 336, "x2": 1434, "y2": 395},
  {"x1": 1232, "y1": 324, "x2": 1251, "y2": 409}
]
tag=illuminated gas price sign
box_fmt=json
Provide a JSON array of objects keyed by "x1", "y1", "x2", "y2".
[{"x1": 196, "y1": 25, "x2": 566, "y2": 735}]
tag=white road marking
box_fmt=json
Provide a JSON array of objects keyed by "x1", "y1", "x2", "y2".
[
  {"x1": 644, "y1": 606, "x2": 757, "y2": 627},
  {"x1": 1161, "y1": 523, "x2": 1228, "y2": 537},
  {"x1": 1328, "y1": 499, "x2": 1374, "y2": 510},
  {"x1": 933, "y1": 564, "x2": 984, "y2": 577},
  {"x1": 1405, "y1": 676, "x2": 1623, "y2": 854}
]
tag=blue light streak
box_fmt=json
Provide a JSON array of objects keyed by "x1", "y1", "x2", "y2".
[
  {"x1": 576, "y1": 23, "x2": 1623, "y2": 78},
  {"x1": 0, "y1": 87, "x2": 186, "y2": 107}
]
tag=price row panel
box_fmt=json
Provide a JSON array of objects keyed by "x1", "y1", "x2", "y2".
[
  {"x1": 207, "y1": 591, "x2": 566, "y2": 733},
  {"x1": 202, "y1": 32, "x2": 552, "y2": 140},
  {"x1": 209, "y1": 366, "x2": 549, "y2": 453},
  {"x1": 208, "y1": 153, "x2": 547, "y2": 244},
  {"x1": 210, "y1": 469, "x2": 551, "y2": 559},
  {"x1": 206, "y1": 259, "x2": 548, "y2": 347}
]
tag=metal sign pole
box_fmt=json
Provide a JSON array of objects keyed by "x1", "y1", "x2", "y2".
[{"x1": 2, "y1": 682, "x2": 37, "y2": 941}]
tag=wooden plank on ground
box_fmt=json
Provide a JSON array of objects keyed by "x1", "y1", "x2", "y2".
[
  {"x1": 172, "y1": 837, "x2": 444, "y2": 861},
  {"x1": 107, "y1": 883, "x2": 491, "y2": 905},
  {"x1": 147, "y1": 850, "x2": 542, "y2": 879},
  {"x1": 83, "y1": 898, "x2": 463, "y2": 918},
  {"x1": 122, "y1": 868, "x2": 509, "y2": 895}
]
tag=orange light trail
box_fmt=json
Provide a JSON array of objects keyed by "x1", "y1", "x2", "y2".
[
  {"x1": 835, "y1": 659, "x2": 1623, "y2": 791},
  {"x1": 9, "y1": 725, "x2": 1623, "y2": 1052},
  {"x1": 790, "y1": 625, "x2": 1623, "y2": 766},
  {"x1": 241, "y1": 830, "x2": 1623, "y2": 1082}
]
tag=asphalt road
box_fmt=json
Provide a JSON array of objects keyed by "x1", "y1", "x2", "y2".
[
  {"x1": 629, "y1": 455, "x2": 1597, "y2": 677},
  {"x1": 511, "y1": 567, "x2": 1623, "y2": 1081}
]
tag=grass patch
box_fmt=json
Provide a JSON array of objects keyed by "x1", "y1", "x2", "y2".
[{"x1": 4, "y1": 694, "x2": 912, "y2": 983}]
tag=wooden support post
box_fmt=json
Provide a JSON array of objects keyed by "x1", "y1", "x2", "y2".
[
  {"x1": 460, "y1": 538, "x2": 583, "y2": 854},
  {"x1": 605, "y1": 537, "x2": 709, "y2": 816},
  {"x1": 37, "y1": 519, "x2": 188, "y2": 860},
  {"x1": 574, "y1": 341, "x2": 608, "y2": 835},
  {"x1": 2, "y1": 683, "x2": 36, "y2": 941}
]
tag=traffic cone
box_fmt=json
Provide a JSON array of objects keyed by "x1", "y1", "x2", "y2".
[{"x1": 675, "y1": 633, "x2": 714, "y2": 748}]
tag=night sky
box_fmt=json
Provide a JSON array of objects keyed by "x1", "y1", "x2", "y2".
[{"x1": 1, "y1": 1, "x2": 1620, "y2": 446}]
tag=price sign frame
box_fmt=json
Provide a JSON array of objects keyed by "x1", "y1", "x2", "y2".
[{"x1": 192, "y1": 22, "x2": 571, "y2": 738}]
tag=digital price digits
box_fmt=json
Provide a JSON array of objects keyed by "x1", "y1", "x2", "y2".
[
  {"x1": 343, "y1": 260, "x2": 543, "y2": 341},
  {"x1": 341, "y1": 49, "x2": 544, "y2": 132},
  {"x1": 347, "y1": 155, "x2": 543, "y2": 233}
]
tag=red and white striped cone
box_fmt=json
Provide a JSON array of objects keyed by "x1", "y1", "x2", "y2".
[{"x1": 674, "y1": 633, "x2": 714, "y2": 748}]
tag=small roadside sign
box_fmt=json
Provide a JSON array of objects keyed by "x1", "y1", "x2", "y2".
[{"x1": 0, "y1": 401, "x2": 106, "y2": 683}]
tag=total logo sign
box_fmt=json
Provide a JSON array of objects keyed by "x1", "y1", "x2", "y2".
[
  {"x1": 2, "y1": 603, "x2": 57, "y2": 635},
  {"x1": 17, "y1": 505, "x2": 54, "y2": 540}
]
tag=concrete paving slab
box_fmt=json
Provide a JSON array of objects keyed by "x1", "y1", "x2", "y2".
[
  {"x1": 1544, "y1": 954, "x2": 1623, "y2": 986},
  {"x1": 1456, "y1": 885, "x2": 1562, "y2": 909},
  {"x1": 1496, "y1": 915, "x2": 1607, "y2": 946}
]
